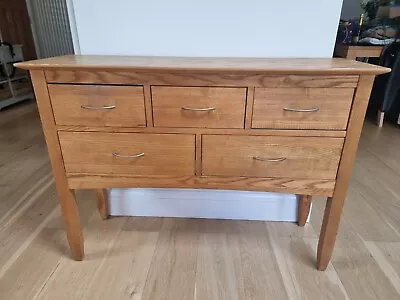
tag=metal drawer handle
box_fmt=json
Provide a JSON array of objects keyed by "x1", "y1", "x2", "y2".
[
  {"x1": 283, "y1": 107, "x2": 319, "y2": 113},
  {"x1": 81, "y1": 105, "x2": 116, "y2": 110},
  {"x1": 181, "y1": 106, "x2": 216, "y2": 111},
  {"x1": 253, "y1": 156, "x2": 287, "y2": 162},
  {"x1": 112, "y1": 152, "x2": 145, "y2": 158}
]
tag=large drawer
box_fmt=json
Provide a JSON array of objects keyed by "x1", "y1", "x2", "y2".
[
  {"x1": 202, "y1": 135, "x2": 344, "y2": 179},
  {"x1": 151, "y1": 86, "x2": 246, "y2": 128},
  {"x1": 59, "y1": 132, "x2": 195, "y2": 175},
  {"x1": 48, "y1": 84, "x2": 146, "y2": 127},
  {"x1": 252, "y1": 88, "x2": 354, "y2": 130}
]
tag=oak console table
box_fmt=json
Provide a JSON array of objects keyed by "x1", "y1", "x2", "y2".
[{"x1": 16, "y1": 56, "x2": 389, "y2": 270}]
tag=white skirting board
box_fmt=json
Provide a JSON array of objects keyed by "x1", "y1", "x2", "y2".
[{"x1": 109, "y1": 188, "x2": 310, "y2": 222}]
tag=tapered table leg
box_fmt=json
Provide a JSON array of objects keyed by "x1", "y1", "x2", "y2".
[
  {"x1": 297, "y1": 195, "x2": 312, "y2": 226},
  {"x1": 95, "y1": 189, "x2": 109, "y2": 220}
]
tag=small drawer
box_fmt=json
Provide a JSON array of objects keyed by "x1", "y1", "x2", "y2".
[
  {"x1": 252, "y1": 88, "x2": 354, "y2": 130},
  {"x1": 202, "y1": 135, "x2": 344, "y2": 179},
  {"x1": 151, "y1": 86, "x2": 246, "y2": 128},
  {"x1": 48, "y1": 84, "x2": 146, "y2": 127},
  {"x1": 59, "y1": 132, "x2": 195, "y2": 175}
]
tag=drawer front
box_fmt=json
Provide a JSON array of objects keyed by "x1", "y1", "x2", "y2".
[
  {"x1": 152, "y1": 86, "x2": 246, "y2": 128},
  {"x1": 59, "y1": 132, "x2": 195, "y2": 175},
  {"x1": 202, "y1": 135, "x2": 344, "y2": 179},
  {"x1": 48, "y1": 85, "x2": 146, "y2": 127},
  {"x1": 252, "y1": 88, "x2": 354, "y2": 130}
]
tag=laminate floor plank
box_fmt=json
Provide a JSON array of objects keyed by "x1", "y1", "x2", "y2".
[
  {"x1": 195, "y1": 233, "x2": 245, "y2": 300},
  {"x1": 141, "y1": 218, "x2": 199, "y2": 300},
  {"x1": 81, "y1": 228, "x2": 159, "y2": 300},
  {"x1": 35, "y1": 216, "x2": 127, "y2": 300},
  {"x1": 0, "y1": 181, "x2": 59, "y2": 274},
  {"x1": 235, "y1": 221, "x2": 289, "y2": 300},
  {"x1": 0, "y1": 190, "x2": 98, "y2": 299},
  {"x1": 267, "y1": 223, "x2": 349, "y2": 300},
  {"x1": 363, "y1": 241, "x2": 400, "y2": 295}
]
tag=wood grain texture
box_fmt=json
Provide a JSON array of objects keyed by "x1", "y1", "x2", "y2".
[
  {"x1": 43, "y1": 70, "x2": 361, "y2": 87},
  {"x1": 30, "y1": 70, "x2": 84, "y2": 261},
  {"x1": 66, "y1": 174, "x2": 336, "y2": 196},
  {"x1": 141, "y1": 219, "x2": 199, "y2": 300},
  {"x1": 94, "y1": 189, "x2": 109, "y2": 220},
  {"x1": 81, "y1": 222, "x2": 159, "y2": 300},
  {"x1": 252, "y1": 88, "x2": 354, "y2": 130},
  {"x1": 16, "y1": 55, "x2": 390, "y2": 75},
  {"x1": 58, "y1": 132, "x2": 195, "y2": 176},
  {"x1": 56, "y1": 125, "x2": 347, "y2": 137},
  {"x1": 151, "y1": 86, "x2": 246, "y2": 128},
  {"x1": 202, "y1": 135, "x2": 344, "y2": 180},
  {"x1": 234, "y1": 221, "x2": 289, "y2": 299},
  {"x1": 35, "y1": 216, "x2": 127, "y2": 300},
  {"x1": 317, "y1": 75, "x2": 376, "y2": 271},
  {"x1": 48, "y1": 84, "x2": 146, "y2": 127},
  {"x1": 195, "y1": 220, "x2": 245, "y2": 300},
  {"x1": 297, "y1": 195, "x2": 312, "y2": 226}
]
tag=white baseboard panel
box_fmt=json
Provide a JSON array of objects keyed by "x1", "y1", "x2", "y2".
[{"x1": 109, "y1": 188, "x2": 307, "y2": 222}]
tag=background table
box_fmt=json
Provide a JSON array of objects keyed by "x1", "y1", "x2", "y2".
[{"x1": 334, "y1": 44, "x2": 384, "y2": 60}]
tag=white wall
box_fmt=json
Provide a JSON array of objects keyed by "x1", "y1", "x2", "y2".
[
  {"x1": 71, "y1": 0, "x2": 344, "y2": 58},
  {"x1": 341, "y1": 0, "x2": 363, "y2": 19},
  {"x1": 68, "y1": 0, "x2": 342, "y2": 221}
]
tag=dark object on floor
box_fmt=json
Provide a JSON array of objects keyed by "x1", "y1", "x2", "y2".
[{"x1": 369, "y1": 42, "x2": 400, "y2": 126}]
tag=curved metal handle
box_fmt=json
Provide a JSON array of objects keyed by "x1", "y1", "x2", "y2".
[
  {"x1": 181, "y1": 106, "x2": 216, "y2": 111},
  {"x1": 283, "y1": 107, "x2": 319, "y2": 113},
  {"x1": 112, "y1": 152, "x2": 144, "y2": 158},
  {"x1": 81, "y1": 105, "x2": 116, "y2": 110},
  {"x1": 253, "y1": 156, "x2": 287, "y2": 162}
]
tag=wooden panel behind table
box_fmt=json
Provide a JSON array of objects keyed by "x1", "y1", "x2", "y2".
[
  {"x1": 202, "y1": 135, "x2": 344, "y2": 179},
  {"x1": 58, "y1": 132, "x2": 196, "y2": 176},
  {"x1": 152, "y1": 86, "x2": 247, "y2": 128},
  {"x1": 252, "y1": 88, "x2": 355, "y2": 130},
  {"x1": 48, "y1": 84, "x2": 146, "y2": 127}
]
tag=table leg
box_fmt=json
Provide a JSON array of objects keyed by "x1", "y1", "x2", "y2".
[
  {"x1": 95, "y1": 189, "x2": 109, "y2": 220},
  {"x1": 30, "y1": 70, "x2": 84, "y2": 261},
  {"x1": 59, "y1": 189, "x2": 84, "y2": 260},
  {"x1": 377, "y1": 109, "x2": 385, "y2": 127},
  {"x1": 317, "y1": 196, "x2": 345, "y2": 270},
  {"x1": 297, "y1": 195, "x2": 312, "y2": 226}
]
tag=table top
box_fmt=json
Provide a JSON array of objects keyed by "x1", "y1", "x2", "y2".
[{"x1": 15, "y1": 55, "x2": 390, "y2": 75}]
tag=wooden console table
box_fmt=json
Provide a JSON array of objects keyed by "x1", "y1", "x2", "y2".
[{"x1": 16, "y1": 56, "x2": 389, "y2": 270}]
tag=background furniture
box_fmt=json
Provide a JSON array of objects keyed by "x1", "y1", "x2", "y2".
[
  {"x1": 370, "y1": 43, "x2": 400, "y2": 126},
  {"x1": 334, "y1": 44, "x2": 384, "y2": 60},
  {"x1": 335, "y1": 43, "x2": 392, "y2": 126},
  {"x1": 0, "y1": 44, "x2": 33, "y2": 110},
  {"x1": 16, "y1": 55, "x2": 389, "y2": 271}
]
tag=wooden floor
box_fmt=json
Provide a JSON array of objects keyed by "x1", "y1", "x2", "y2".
[{"x1": 1, "y1": 101, "x2": 400, "y2": 300}]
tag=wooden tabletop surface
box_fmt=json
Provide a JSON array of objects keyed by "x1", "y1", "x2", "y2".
[{"x1": 15, "y1": 55, "x2": 390, "y2": 75}]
